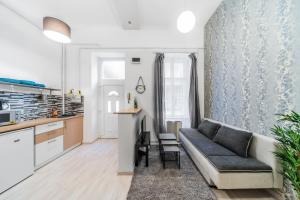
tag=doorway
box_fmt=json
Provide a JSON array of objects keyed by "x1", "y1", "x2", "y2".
[
  {"x1": 98, "y1": 57, "x2": 126, "y2": 139},
  {"x1": 102, "y1": 85, "x2": 124, "y2": 138}
]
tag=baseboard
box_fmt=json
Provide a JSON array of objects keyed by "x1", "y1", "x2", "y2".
[
  {"x1": 82, "y1": 138, "x2": 98, "y2": 144},
  {"x1": 64, "y1": 143, "x2": 82, "y2": 153},
  {"x1": 266, "y1": 188, "x2": 284, "y2": 200},
  {"x1": 118, "y1": 171, "x2": 134, "y2": 176}
]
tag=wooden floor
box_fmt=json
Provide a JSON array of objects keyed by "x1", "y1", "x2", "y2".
[
  {"x1": 0, "y1": 139, "x2": 132, "y2": 200},
  {"x1": 0, "y1": 139, "x2": 278, "y2": 200}
]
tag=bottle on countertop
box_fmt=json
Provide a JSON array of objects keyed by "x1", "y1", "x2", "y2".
[
  {"x1": 51, "y1": 108, "x2": 59, "y2": 118},
  {"x1": 134, "y1": 97, "x2": 138, "y2": 109}
]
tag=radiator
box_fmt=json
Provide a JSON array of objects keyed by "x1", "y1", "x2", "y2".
[{"x1": 166, "y1": 121, "x2": 182, "y2": 141}]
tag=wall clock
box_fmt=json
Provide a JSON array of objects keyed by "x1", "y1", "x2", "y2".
[{"x1": 135, "y1": 76, "x2": 146, "y2": 94}]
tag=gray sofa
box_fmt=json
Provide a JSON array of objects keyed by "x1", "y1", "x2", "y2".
[{"x1": 179, "y1": 119, "x2": 283, "y2": 189}]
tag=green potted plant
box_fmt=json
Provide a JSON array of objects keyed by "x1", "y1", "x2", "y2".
[{"x1": 271, "y1": 111, "x2": 300, "y2": 199}]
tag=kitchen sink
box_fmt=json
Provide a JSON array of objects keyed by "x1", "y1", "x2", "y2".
[{"x1": 57, "y1": 114, "x2": 76, "y2": 118}]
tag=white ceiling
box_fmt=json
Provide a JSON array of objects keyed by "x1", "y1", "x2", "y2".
[
  {"x1": 0, "y1": 0, "x2": 222, "y2": 29},
  {"x1": 0, "y1": 0, "x2": 222, "y2": 46}
]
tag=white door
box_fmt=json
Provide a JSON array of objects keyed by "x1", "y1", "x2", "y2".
[{"x1": 102, "y1": 85, "x2": 124, "y2": 138}]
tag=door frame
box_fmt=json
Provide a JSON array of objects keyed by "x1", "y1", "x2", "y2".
[{"x1": 98, "y1": 83, "x2": 125, "y2": 139}]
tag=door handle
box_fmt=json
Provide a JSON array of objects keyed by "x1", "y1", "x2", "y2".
[
  {"x1": 14, "y1": 139, "x2": 20, "y2": 143},
  {"x1": 48, "y1": 123, "x2": 57, "y2": 127}
]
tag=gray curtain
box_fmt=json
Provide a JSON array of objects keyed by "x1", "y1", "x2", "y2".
[
  {"x1": 154, "y1": 53, "x2": 166, "y2": 134},
  {"x1": 189, "y1": 53, "x2": 201, "y2": 128}
]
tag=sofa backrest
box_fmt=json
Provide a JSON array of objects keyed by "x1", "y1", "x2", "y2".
[{"x1": 205, "y1": 118, "x2": 283, "y2": 189}]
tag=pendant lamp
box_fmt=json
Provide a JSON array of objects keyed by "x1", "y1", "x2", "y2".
[{"x1": 43, "y1": 17, "x2": 71, "y2": 43}]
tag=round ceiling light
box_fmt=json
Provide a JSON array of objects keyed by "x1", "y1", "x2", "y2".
[
  {"x1": 177, "y1": 10, "x2": 196, "y2": 33},
  {"x1": 43, "y1": 17, "x2": 71, "y2": 43}
]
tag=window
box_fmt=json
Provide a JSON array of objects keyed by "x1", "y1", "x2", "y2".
[
  {"x1": 164, "y1": 54, "x2": 191, "y2": 128},
  {"x1": 108, "y1": 91, "x2": 119, "y2": 96},
  {"x1": 101, "y1": 59, "x2": 125, "y2": 80},
  {"x1": 107, "y1": 101, "x2": 112, "y2": 113},
  {"x1": 116, "y1": 101, "x2": 120, "y2": 112}
]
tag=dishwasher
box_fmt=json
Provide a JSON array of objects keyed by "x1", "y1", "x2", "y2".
[{"x1": 0, "y1": 128, "x2": 34, "y2": 193}]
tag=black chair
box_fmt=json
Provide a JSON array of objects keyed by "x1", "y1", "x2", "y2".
[{"x1": 135, "y1": 131, "x2": 150, "y2": 167}]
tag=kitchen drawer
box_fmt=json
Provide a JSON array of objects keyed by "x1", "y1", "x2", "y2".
[
  {"x1": 35, "y1": 140, "x2": 48, "y2": 165},
  {"x1": 0, "y1": 128, "x2": 34, "y2": 193},
  {"x1": 35, "y1": 128, "x2": 64, "y2": 145},
  {"x1": 35, "y1": 135, "x2": 63, "y2": 166},
  {"x1": 35, "y1": 121, "x2": 64, "y2": 135},
  {"x1": 47, "y1": 136, "x2": 63, "y2": 159}
]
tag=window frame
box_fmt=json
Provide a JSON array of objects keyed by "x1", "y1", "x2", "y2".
[
  {"x1": 164, "y1": 54, "x2": 191, "y2": 127},
  {"x1": 100, "y1": 58, "x2": 126, "y2": 80}
]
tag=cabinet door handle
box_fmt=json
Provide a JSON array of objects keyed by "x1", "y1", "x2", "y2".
[
  {"x1": 14, "y1": 139, "x2": 20, "y2": 143},
  {"x1": 48, "y1": 123, "x2": 57, "y2": 127},
  {"x1": 48, "y1": 139, "x2": 56, "y2": 143}
]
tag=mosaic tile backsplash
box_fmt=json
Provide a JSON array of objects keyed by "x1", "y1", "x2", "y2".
[
  {"x1": 0, "y1": 92, "x2": 84, "y2": 122},
  {"x1": 204, "y1": 0, "x2": 300, "y2": 199}
]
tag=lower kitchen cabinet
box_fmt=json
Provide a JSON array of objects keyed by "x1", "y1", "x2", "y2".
[
  {"x1": 0, "y1": 116, "x2": 84, "y2": 193},
  {"x1": 0, "y1": 128, "x2": 34, "y2": 193},
  {"x1": 64, "y1": 116, "x2": 83, "y2": 150},
  {"x1": 35, "y1": 124, "x2": 64, "y2": 167},
  {"x1": 35, "y1": 135, "x2": 64, "y2": 166}
]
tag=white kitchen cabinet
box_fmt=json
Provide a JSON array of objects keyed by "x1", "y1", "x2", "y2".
[
  {"x1": 0, "y1": 128, "x2": 34, "y2": 193},
  {"x1": 47, "y1": 136, "x2": 63, "y2": 158},
  {"x1": 35, "y1": 121, "x2": 64, "y2": 135},
  {"x1": 35, "y1": 136, "x2": 63, "y2": 167},
  {"x1": 35, "y1": 139, "x2": 49, "y2": 165}
]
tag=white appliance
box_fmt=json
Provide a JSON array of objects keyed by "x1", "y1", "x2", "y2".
[
  {"x1": 0, "y1": 110, "x2": 16, "y2": 126},
  {"x1": 0, "y1": 128, "x2": 34, "y2": 193}
]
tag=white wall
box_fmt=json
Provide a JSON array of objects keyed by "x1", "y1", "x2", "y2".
[
  {"x1": 124, "y1": 51, "x2": 156, "y2": 143},
  {"x1": 66, "y1": 46, "x2": 204, "y2": 144},
  {"x1": 72, "y1": 27, "x2": 204, "y2": 48},
  {"x1": 0, "y1": 4, "x2": 61, "y2": 89},
  {"x1": 79, "y1": 49, "x2": 99, "y2": 143}
]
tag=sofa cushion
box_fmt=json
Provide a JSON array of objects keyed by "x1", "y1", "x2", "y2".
[
  {"x1": 213, "y1": 126, "x2": 253, "y2": 157},
  {"x1": 208, "y1": 156, "x2": 272, "y2": 172},
  {"x1": 198, "y1": 120, "x2": 221, "y2": 139},
  {"x1": 180, "y1": 128, "x2": 236, "y2": 157}
]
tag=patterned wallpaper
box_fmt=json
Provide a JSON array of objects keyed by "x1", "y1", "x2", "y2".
[{"x1": 204, "y1": 1, "x2": 299, "y2": 199}]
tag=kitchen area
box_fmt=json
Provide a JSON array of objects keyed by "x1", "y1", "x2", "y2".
[{"x1": 0, "y1": 81, "x2": 84, "y2": 194}]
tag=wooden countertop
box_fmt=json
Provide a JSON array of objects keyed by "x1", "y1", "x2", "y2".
[
  {"x1": 114, "y1": 108, "x2": 142, "y2": 115},
  {"x1": 0, "y1": 114, "x2": 84, "y2": 134}
]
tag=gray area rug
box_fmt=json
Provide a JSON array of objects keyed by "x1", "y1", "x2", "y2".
[{"x1": 127, "y1": 147, "x2": 216, "y2": 200}]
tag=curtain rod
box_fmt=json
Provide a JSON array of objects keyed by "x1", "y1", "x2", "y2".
[{"x1": 153, "y1": 51, "x2": 197, "y2": 54}]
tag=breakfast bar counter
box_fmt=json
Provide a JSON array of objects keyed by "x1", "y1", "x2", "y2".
[
  {"x1": 114, "y1": 108, "x2": 143, "y2": 175},
  {"x1": 113, "y1": 108, "x2": 142, "y2": 115}
]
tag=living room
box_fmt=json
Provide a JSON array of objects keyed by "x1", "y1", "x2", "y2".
[{"x1": 0, "y1": 0, "x2": 299, "y2": 200}]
